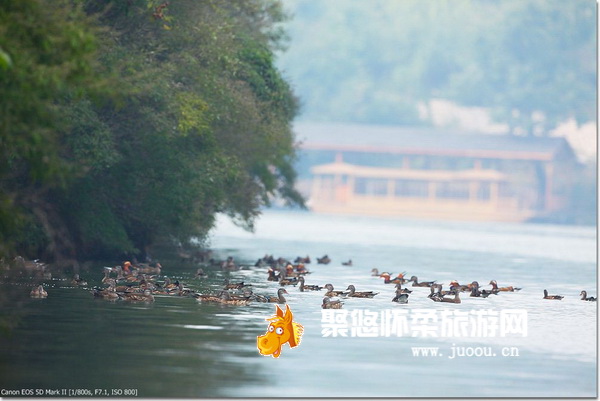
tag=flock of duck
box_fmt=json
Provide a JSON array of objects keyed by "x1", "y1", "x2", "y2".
[{"x1": 20, "y1": 253, "x2": 597, "y2": 306}]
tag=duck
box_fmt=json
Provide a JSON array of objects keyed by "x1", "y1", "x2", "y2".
[
  {"x1": 175, "y1": 283, "x2": 195, "y2": 297},
  {"x1": 431, "y1": 291, "x2": 461, "y2": 303},
  {"x1": 115, "y1": 283, "x2": 136, "y2": 293},
  {"x1": 294, "y1": 262, "x2": 310, "y2": 274},
  {"x1": 342, "y1": 259, "x2": 353, "y2": 266},
  {"x1": 394, "y1": 282, "x2": 412, "y2": 294},
  {"x1": 259, "y1": 254, "x2": 275, "y2": 265},
  {"x1": 441, "y1": 292, "x2": 461, "y2": 303},
  {"x1": 294, "y1": 255, "x2": 311, "y2": 264},
  {"x1": 449, "y1": 280, "x2": 471, "y2": 292},
  {"x1": 469, "y1": 281, "x2": 495, "y2": 298},
  {"x1": 343, "y1": 285, "x2": 378, "y2": 298},
  {"x1": 283, "y1": 264, "x2": 306, "y2": 278},
  {"x1": 161, "y1": 277, "x2": 179, "y2": 290},
  {"x1": 91, "y1": 285, "x2": 119, "y2": 300},
  {"x1": 324, "y1": 284, "x2": 344, "y2": 297},
  {"x1": 489, "y1": 280, "x2": 521, "y2": 292},
  {"x1": 137, "y1": 262, "x2": 162, "y2": 275},
  {"x1": 122, "y1": 289, "x2": 155, "y2": 302},
  {"x1": 125, "y1": 273, "x2": 144, "y2": 283},
  {"x1": 257, "y1": 288, "x2": 288, "y2": 303},
  {"x1": 70, "y1": 274, "x2": 88, "y2": 286},
  {"x1": 279, "y1": 276, "x2": 299, "y2": 286},
  {"x1": 230, "y1": 288, "x2": 256, "y2": 302},
  {"x1": 223, "y1": 278, "x2": 250, "y2": 290},
  {"x1": 371, "y1": 268, "x2": 380, "y2": 277},
  {"x1": 379, "y1": 272, "x2": 408, "y2": 284},
  {"x1": 195, "y1": 291, "x2": 225, "y2": 303},
  {"x1": 298, "y1": 276, "x2": 323, "y2": 292},
  {"x1": 103, "y1": 278, "x2": 131, "y2": 293},
  {"x1": 122, "y1": 261, "x2": 133, "y2": 275},
  {"x1": 317, "y1": 255, "x2": 331, "y2": 264},
  {"x1": 431, "y1": 283, "x2": 448, "y2": 294},
  {"x1": 195, "y1": 268, "x2": 207, "y2": 278},
  {"x1": 428, "y1": 285, "x2": 444, "y2": 301},
  {"x1": 322, "y1": 297, "x2": 343, "y2": 309},
  {"x1": 101, "y1": 269, "x2": 112, "y2": 284},
  {"x1": 285, "y1": 263, "x2": 295, "y2": 276},
  {"x1": 140, "y1": 278, "x2": 158, "y2": 290},
  {"x1": 543, "y1": 289, "x2": 563, "y2": 300},
  {"x1": 409, "y1": 276, "x2": 436, "y2": 287},
  {"x1": 392, "y1": 289, "x2": 409, "y2": 304},
  {"x1": 218, "y1": 291, "x2": 250, "y2": 306},
  {"x1": 30, "y1": 285, "x2": 48, "y2": 298},
  {"x1": 267, "y1": 267, "x2": 280, "y2": 281},
  {"x1": 428, "y1": 284, "x2": 456, "y2": 300},
  {"x1": 580, "y1": 291, "x2": 596, "y2": 301}
]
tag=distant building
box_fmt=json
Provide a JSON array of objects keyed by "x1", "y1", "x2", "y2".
[{"x1": 295, "y1": 123, "x2": 580, "y2": 222}]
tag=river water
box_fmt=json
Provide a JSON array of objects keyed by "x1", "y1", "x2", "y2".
[{"x1": 0, "y1": 210, "x2": 596, "y2": 398}]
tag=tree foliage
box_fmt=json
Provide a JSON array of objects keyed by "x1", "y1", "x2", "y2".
[
  {"x1": 0, "y1": 0, "x2": 302, "y2": 261},
  {"x1": 278, "y1": 0, "x2": 596, "y2": 134}
]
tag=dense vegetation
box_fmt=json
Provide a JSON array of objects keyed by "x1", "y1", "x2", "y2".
[
  {"x1": 0, "y1": 0, "x2": 303, "y2": 263},
  {"x1": 279, "y1": 0, "x2": 596, "y2": 135}
]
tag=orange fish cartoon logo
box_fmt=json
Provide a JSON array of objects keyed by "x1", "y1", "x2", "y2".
[{"x1": 257, "y1": 304, "x2": 304, "y2": 358}]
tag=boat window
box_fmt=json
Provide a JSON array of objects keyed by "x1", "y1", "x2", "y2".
[
  {"x1": 435, "y1": 181, "x2": 470, "y2": 200},
  {"x1": 354, "y1": 178, "x2": 388, "y2": 196},
  {"x1": 394, "y1": 180, "x2": 429, "y2": 198}
]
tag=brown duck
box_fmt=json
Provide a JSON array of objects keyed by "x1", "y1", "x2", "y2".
[
  {"x1": 430, "y1": 291, "x2": 461, "y2": 303},
  {"x1": 218, "y1": 291, "x2": 251, "y2": 306},
  {"x1": 30, "y1": 285, "x2": 48, "y2": 298},
  {"x1": 395, "y1": 282, "x2": 412, "y2": 294},
  {"x1": 255, "y1": 288, "x2": 288, "y2": 304},
  {"x1": 489, "y1": 280, "x2": 521, "y2": 292},
  {"x1": 298, "y1": 276, "x2": 323, "y2": 291},
  {"x1": 223, "y1": 278, "x2": 251, "y2": 290},
  {"x1": 195, "y1": 291, "x2": 225, "y2": 303},
  {"x1": 71, "y1": 274, "x2": 88, "y2": 286},
  {"x1": 409, "y1": 276, "x2": 436, "y2": 287},
  {"x1": 324, "y1": 284, "x2": 344, "y2": 297},
  {"x1": 269, "y1": 288, "x2": 289, "y2": 303},
  {"x1": 322, "y1": 297, "x2": 343, "y2": 309},
  {"x1": 91, "y1": 285, "x2": 120, "y2": 300},
  {"x1": 122, "y1": 289, "x2": 155, "y2": 302},
  {"x1": 343, "y1": 285, "x2": 378, "y2": 298}
]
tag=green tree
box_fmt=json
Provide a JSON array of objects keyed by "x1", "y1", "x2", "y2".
[
  {"x1": 0, "y1": 0, "x2": 113, "y2": 260},
  {"x1": 278, "y1": 0, "x2": 596, "y2": 134},
  {"x1": 61, "y1": 0, "x2": 303, "y2": 258},
  {"x1": 1, "y1": 0, "x2": 303, "y2": 261}
]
